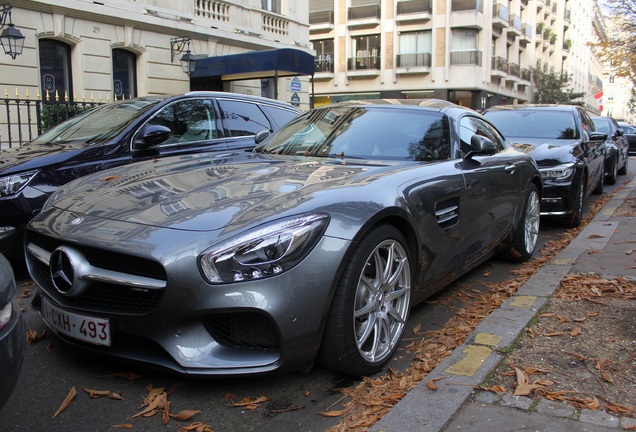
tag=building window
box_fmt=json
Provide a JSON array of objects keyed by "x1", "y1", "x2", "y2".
[
  {"x1": 262, "y1": 0, "x2": 281, "y2": 13},
  {"x1": 349, "y1": 34, "x2": 381, "y2": 70},
  {"x1": 113, "y1": 49, "x2": 137, "y2": 99},
  {"x1": 39, "y1": 40, "x2": 72, "y2": 100},
  {"x1": 398, "y1": 31, "x2": 432, "y2": 67},
  {"x1": 607, "y1": 91, "x2": 614, "y2": 101},
  {"x1": 451, "y1": 29, "x2": 481, "y2": 65},
  {"x1": 609, "y1": 75, "x2": 615, "y2": 83},
  {"x1": 451, "y1": 0, "x2": 482, "y2": 12},
  {"x1": 314, "y1": 39, "x2": 335, "y2": 72}
]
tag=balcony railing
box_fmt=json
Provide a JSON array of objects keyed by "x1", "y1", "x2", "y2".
[
  {"x1": 347, "y1": 55, "x2": 381, "y2": 70},
  {"x1": 451, "y1": 0, "x2": 482, "y2": 12},
  {"x1": 348, "y1": 4, "x2": 381, "y2": 20},
  {"x1": 397, "y1": 52, "x2": 432, "y2": 67},
  {"x1": 397, "y1": 0, "x2": 432, "y2": 15},
  {"x1": 315, "y1": 54, "x2": 334, "y2": 73},
  {"x1": 262, "y1": 11, "x2": 289, "y2": 35},
  {"x1": 521, "y1": 68, "x2": 532, "y2": 81},
  {"x1": 509, "y1": 14, "x2": 522, "y2": 32},
  {"x1": 450, "y1": 50, "x2": 482, "y2": 65},
  {"x1": 491, "y1": 56, "x2": 508, "y2": 72},
  {"x1": 564, "y1": 8, "x2": 571, "y2": 22},
  {"x1": 508, "y1": 62, "x2": 520, "y2": 77},
  {"x1": 493, "y1": 3, "x2": 509, "y2": 22},
  {"x1": 194, "y1": 0, "x2": 231, "y2": 22},
  {"x1": 309, "y1": 10, "x2": 334, "y2": 25}
]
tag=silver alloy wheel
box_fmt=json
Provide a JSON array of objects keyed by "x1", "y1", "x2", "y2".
[
  {"x1": 353, "y1": 239, "x2": 411, "y2": 364},
  {"x1": 524, "y1": 190, "x2": 541, "y2": 254}
]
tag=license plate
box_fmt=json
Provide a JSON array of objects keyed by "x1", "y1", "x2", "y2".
[{"x1": 41, "y1": 297, "x2": 111, "y2": 346}]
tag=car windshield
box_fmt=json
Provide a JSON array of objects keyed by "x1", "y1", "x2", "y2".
[
  {"x1": 485, "y1": 110, "x2": 579, "y2": 140},
  {"x1": 259, "y1": 106, "x2": 450, "y2": 161},
  {"x1": 31, "y1": 99, "x2": 162, "y2": 145},
  {"x1": 591, "y1": 117, "x2": 611, "y2": 135},
  {"x1": 620, "y1": 124, "x2": 636, "y2": 134}
]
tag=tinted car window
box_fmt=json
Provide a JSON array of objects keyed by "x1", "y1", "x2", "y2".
[
  {"x1": 262, "y1": 105, "x2": 300, "y2": 129},
  {"x1": 145, "y1": 99, "x2": 218, "y2": 143},
  {"x1": 262, "y1": 106, "x2": 449, "y2": 161},
  {"x1": 32, "y1": 99, "x2": 160, "y2": 145},
  {"x1": 591, "y1": 117, "x2": 611, "y2": 135},
  {"x1": 218, "y1": 100, "x2": 272, "y2": 136},
  {"x1": 485, "y1": 110, "x2": 579, "y2": 139},
  {"x1": 459, "y1": 116, "x2": 505, "y2": 156}
]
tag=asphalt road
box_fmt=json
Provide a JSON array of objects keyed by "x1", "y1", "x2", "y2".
[{"x1": 1, "y1": 170, "x2": 631, "y2": 432}]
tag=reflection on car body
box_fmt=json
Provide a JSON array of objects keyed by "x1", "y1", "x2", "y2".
[
  {"x1": 484, "y1": 104, "x2": 607, "y2": 227},
  {"x1": 26, "y1": 100, "x2": 542, "y2": 377},
  {"x1": 0, "y1": 92, "x2": 300, "y2": 262}
]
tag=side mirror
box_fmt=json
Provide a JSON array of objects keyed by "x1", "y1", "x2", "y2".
[
  {"x1": 589, "y1": 131, "x2": 607, "y2": 142},
  {"x1": 465, "y1": 134, "x2": 497, "y2": 159},
  {"x1": 255, "y1": 129, "x2": 271, "y2": 144},
  {"x1": 138, "y1": 125, "x2": 172, "y2": 148}
]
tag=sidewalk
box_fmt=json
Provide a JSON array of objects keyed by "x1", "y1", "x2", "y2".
[{"x1": 370, "y1": 176, "x2": 636, "y2": 432}]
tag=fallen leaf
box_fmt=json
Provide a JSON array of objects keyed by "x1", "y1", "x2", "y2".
[
  {"x1": 425, "y1": 376, "x2": 448, "y2": 391},
  {"x1": 271, "y1": 406, "x2": 304, "y2": 413},
  {"x1": 227, "y1": 396, "x2": 269, "y2": 408},
  {"x1": 170, "y1": 410, "x2": 201, "y2": 421},
  {"x1": 26, "y1": 328, "x2": 47, "y2": 344},
  {"x1": 113, "y1": 425, "x2": 133, "y2": 429},
  {"x1": 100, "y1": 175, "x2": 121, "y2": 181},
  {"x1": 53, "y1": 387, "x2": 77, "y2": 419},
  {"x1": 481, "y1": 385, "x2": 506, "y2": 394},
  {"x1": 178, "y1": 422, "x2": 215, "y2": 432},
  {"x1": 568, "y1": 326, "x2": 582, "y2": 337},
  {"x1": 319, "y1": 406, "x2": 354, "y2": 417}
]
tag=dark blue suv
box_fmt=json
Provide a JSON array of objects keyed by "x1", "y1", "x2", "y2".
[{"x1": 0, "y1": 92, "x2": 300, "y2": 261}]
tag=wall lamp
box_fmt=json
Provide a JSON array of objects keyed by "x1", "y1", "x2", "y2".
[
  {"x1": 0, "y1": 3, "x2": 25, "y2": 59},
  {"x1": 170, "y1": 36, "x2": 198, "y2": 76}
]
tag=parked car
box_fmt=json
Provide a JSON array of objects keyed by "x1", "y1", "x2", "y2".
[
  {"x1": 0, "y1": 92, "x2": 300, "y2": 262},
  {"x1": 484, "y1": 104, "x2": 606, "y2": 227},
  {"x1": 618, "y1": 121, "x2": 636, "y2": 155},
  {"x1": 0, "y1": 252, "x2": 25, "y2": 410},
  {"x1": 25, "y1": 99, "x2": 542, "y2": 377},
  {"x1": 590, "y1": 115, "x2": 629, "y2": 184}
]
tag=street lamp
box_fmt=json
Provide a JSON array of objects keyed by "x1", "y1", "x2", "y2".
[
  {"x1": 170, "y1": 36, "x2": 197, "y2": 76},
  {"x1": 0, "y1": 4, "x2": 25, "y2": 60},
  {"x1": 179, "y1": 51, "x2": 198, "y2": 76}
]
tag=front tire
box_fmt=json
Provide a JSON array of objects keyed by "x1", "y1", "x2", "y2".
[
  {"x1": 503, "y1": 184, "x2": 540, "y2": 262},
  {"x1": 606, "y1": 157, "x2": 617, "y2": 185},
  {"x1": 319, "y1": 225, "x2": 412, "y2": 376},
  {"x1": 565, "y1": 175, "x2": 585, "y2": 228},
  {"x1": 618, "y1": 154, "x2": 628, "y2": 175}
]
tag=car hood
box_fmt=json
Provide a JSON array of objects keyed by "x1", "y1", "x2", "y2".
[
  {"x1": 46, "y1": 153, "x2": 421, "y2": 233},
  {"x1": 0, "y1": 141, "x2": 105, "y2": 175},
  {"x1": 506, "y1": 137, "x2": 581, "y2": 166}
]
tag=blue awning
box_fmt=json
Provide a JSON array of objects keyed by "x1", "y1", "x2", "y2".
[{"x1": 191, "y1": 48, "x2": 314, "y2": 81}]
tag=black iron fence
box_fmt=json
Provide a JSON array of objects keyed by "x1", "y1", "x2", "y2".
[{"x1": 1, "y1": 96, "x2": 103, "y2": 150}]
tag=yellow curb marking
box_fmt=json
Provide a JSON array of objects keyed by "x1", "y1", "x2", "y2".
[
  {"x1": 474, "y1": 333, "x2": 503, "y2": 347},
  {"x1": 445, "y1": 345, "x2": 492, "y2": 377},
  {"x1": 552, "y1": 258, "x2": 572, "y2": 266},
  {"x1": 510, "y1": 295, "x2": 537, "y2": 308}
]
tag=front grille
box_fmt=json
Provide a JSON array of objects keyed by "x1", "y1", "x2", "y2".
[
  {"x1": 203, "y1": 313, "x2": 279, "y2": 351},
  {"x1": 27, "y1": 230, "x2": 166, "y2": 314}
]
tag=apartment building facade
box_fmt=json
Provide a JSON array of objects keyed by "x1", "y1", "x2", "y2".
[
  {"x1": 309, "y1": 0, "x2": 604, "y2": 112},
  {"x1": 0, "y1": 0, "x2": 312, "y2": 108}
]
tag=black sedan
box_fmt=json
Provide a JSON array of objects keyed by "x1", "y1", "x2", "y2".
[
  {"x1": 25, "y1": 99, "x2": 542, "y2": 377},
  {"x1": 484, "y1": 104, "x2": 606, "y2": 227},
  {"x1": 591, "y1": 115, "x2": 629, "y2": 184},
  {"x1": 0, "y1": 92, "x2": 300, "y2": 262},
  {"x1": 618, "y1": 122, "x2": 636, "y2": 155},
  {"x1": 0, "y1": 252, "x2": 25, "y2": 410}
]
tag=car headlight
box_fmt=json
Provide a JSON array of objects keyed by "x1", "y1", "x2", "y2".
[
  {"x1": 0, "y1": 171, "x2": 38, "y2": 197},
  {"x1": 199, "y1": 213, "x2": 330, "y2": 284},
  {"x1": 539, "y1": 163, "x2": 575, "y2": 181}
]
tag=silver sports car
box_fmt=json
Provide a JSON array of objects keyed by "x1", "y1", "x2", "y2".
[{"x1": 26, "y1": 100, "x2": 542, "y2": 376}]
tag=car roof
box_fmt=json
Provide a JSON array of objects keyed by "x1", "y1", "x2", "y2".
[
  {"x1": 485, "y1": 104, "x2": 579, "y2": 112},
  {"x1": 337, "y1": 98, "x2": 479, "y2": 115},
  {"x1": 111, "y1": 92, "x2": 299, "y2": 110}
]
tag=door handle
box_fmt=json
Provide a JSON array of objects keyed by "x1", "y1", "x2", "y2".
[{"x1": 505, "y1": 163, "x2": 515, "y2": 174}]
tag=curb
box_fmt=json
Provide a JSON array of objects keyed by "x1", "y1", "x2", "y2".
[{"x1": 370, "y1": 176, "x2": 636, "y2": 432}]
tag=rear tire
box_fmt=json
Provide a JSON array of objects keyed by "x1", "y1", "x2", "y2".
[
  {"x1": 503, "y1": 184, "x2": 540, "y2": 262},
  {"x1": 618, "y1": 155, "x2": 628, "y2": 176},
  {"x1": 319, "y1": 225, "x2": 412, "y2": 376}
]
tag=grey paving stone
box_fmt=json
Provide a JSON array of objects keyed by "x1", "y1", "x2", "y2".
[
  {"x1": 536, "y1": 399, "x2": 576, "y2": 418},
  {"x1": 579, "y1": 409, "x2": 621, "y2": 428}
]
